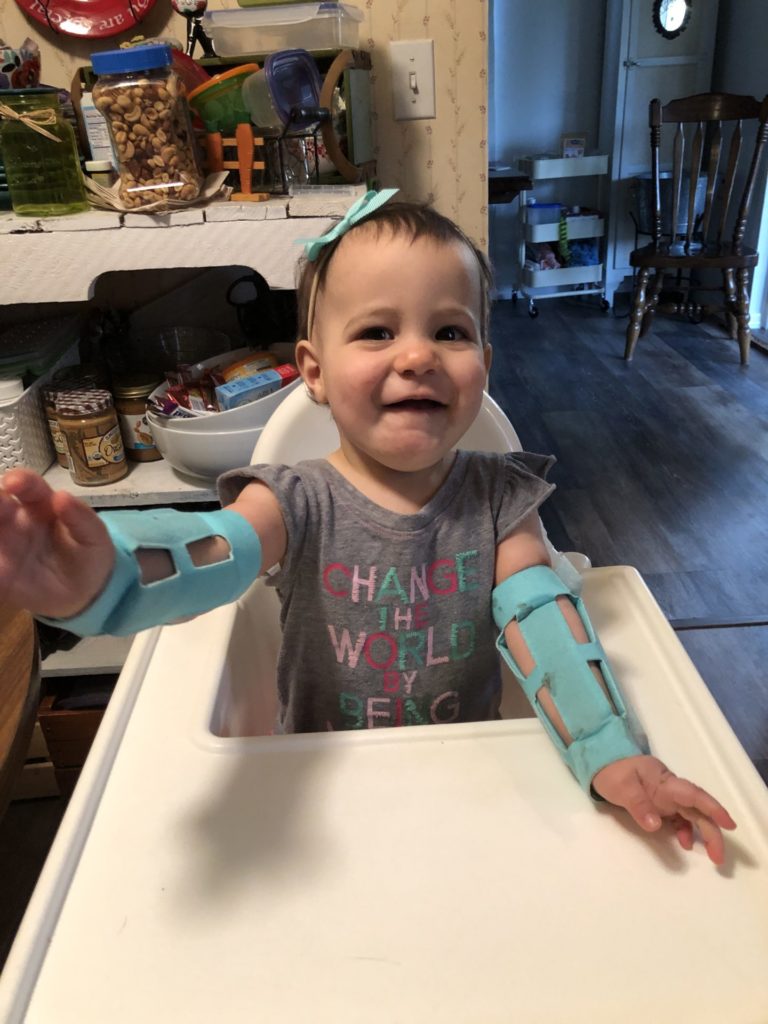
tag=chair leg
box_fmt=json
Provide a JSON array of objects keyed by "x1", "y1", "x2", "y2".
[
  {"x1": 640, "y1": 271, "x2": 664, "y2": 337},
  {"x1": 734, "y1": 267, "x2": 752, "y2": 365},
  {"x1": 625, "y1": 267, "x2": 651, "y2": 360},
  {"x1": 723, "y1": 268, "x2": 738, "y2": 339}
]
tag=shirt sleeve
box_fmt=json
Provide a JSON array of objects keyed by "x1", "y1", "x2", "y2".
[{"x1": 495, "y1": 451, "x2": 557, "y2": 542}]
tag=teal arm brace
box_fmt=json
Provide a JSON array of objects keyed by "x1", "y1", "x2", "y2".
[
  {"x1": 493, "y1": 565, "x2": 643, "y2": 792},
  {"x1": 36, "y1": 508, "x2": 262, "y2": 637}
]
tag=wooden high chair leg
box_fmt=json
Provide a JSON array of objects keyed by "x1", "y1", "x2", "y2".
[{"x1": 625, "y1": 267, "x2": 651, "y2": 360}]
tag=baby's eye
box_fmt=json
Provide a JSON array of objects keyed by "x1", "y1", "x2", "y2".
[
  {"x1": 435, "y1": 325, "x2": 470, "y2": 341},
  {"x1": 357, "y1": 326, "x2": 393, "y2": 341}
]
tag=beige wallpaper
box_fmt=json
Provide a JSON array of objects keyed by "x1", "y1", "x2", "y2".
[{"x1": 0, "y1": 0, "x2": 488, "y2": 245}]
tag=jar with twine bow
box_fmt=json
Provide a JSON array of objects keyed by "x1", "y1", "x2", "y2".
[{"x1": 0, "y1": 87, "x2": 89, "y2": 216}]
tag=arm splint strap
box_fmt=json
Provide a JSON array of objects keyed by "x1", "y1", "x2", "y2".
[
  {"x1": 37, "y1": 508, "x2": 262, "y2": 637},
  {"x1": 493, "y1": 565, "x2": 643, "y2": 792}
]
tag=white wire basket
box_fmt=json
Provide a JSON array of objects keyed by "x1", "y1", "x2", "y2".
[{"x1": 0, "y1": 342, "x2": 81, "y2": 476}]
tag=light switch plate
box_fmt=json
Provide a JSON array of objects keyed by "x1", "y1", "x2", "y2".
[{"x1": 390, "y1": 39, "x2": 436, "y2": 121}]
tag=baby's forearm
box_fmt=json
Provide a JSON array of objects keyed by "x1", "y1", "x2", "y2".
[
  {"x1": 135, "y1": 536, "x2": 232, "y2": 585},
  {"x1": 503, "y1": 595, "x2": 616, "y2": 748}
]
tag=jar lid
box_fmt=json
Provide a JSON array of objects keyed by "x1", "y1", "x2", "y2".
[
  {"x1": 0, "y1": 87, "x2": 60, "y2": 113},
  {"x1": 113, "y1": 373, "x2": 163, "y2": 399},
  {"x1": 91, "y1": 43, "x2": 172, "y2": 76},
  {"x1": 55, "y1": 388, "x2": 114, "y2": 417},
  {"x1": 47, "y1": 378, "x2": 97, "y2": 398}
]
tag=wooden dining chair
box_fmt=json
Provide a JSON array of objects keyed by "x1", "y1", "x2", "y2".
[
  {"x1": 0, "y1": 604, "x2": 41, "y2": 820},
  {"x1": 625, "y1": 93, "x2": 768, "y2": 365}
]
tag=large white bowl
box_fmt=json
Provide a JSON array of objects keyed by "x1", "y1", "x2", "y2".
[
  {"x1": 148, "y1": 417, "x2": 264, "y2": 481},
  {"x1": 148, "y1": 353, "x2": 301, "y2": 433}
]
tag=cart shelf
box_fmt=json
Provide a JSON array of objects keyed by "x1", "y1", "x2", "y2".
[{"x1": 515, "y1": 153, "x2": 609, "y2": 317}]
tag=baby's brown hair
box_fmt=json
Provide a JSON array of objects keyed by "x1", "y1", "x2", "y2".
[{"x1": 295, "y1": 200, "x2": 493, "y2": 344}]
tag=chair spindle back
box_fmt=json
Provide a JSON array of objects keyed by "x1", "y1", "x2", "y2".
[{"x1": 649, "y1": 93, "x2": 768, "y2": 255}]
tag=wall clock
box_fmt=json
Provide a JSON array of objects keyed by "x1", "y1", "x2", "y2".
[
  {"x1": 15, "y1": 0, "x2": 157, "y2": 39},
  {"x1": 652, "y1": 0, "x2": 692, "y2": 40}
]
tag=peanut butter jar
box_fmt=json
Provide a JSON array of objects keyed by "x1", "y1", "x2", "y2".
[
  {"x1": 44, "y1": 366, "x2": 109, "y2": 469},
  {"x1": 55, "y1": 389, "x2": 127, "y2": 486},
  {"x1": 113, "y1": 374, "x2": 163, "y2": 462}
]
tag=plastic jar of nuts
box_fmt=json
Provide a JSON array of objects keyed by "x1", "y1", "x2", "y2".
[{"x1": 91, "y1": 43, "x2": 203, "y2": 210}]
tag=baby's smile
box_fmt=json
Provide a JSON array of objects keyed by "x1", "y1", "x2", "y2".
[{"x1": 383, "y1": 397, "x2": 447, "y2": 412}]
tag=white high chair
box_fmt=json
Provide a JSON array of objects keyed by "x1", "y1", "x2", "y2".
[
  {"x1": 237, "y1": 385, "x2": 588, "y2": 729},
  {"x1": 2, "y1": 390, "x2": 768, "y2": 1024}
]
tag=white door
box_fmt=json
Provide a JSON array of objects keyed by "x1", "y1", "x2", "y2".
[{"x1": 599, "y1": 0, "x2": 719, "y2": 303}]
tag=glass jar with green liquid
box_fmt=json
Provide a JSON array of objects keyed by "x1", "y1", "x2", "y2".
[{"x1": 0, "y1": 88, "x2": 89, "y2": 216}]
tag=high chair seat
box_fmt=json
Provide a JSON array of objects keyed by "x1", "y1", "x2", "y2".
[
  {"x1": 2, "y1": 393, "x2": 767, "y2": 1023},
  {"x1": 242, "y1": 386, "x2": 588, "y2": 724}
]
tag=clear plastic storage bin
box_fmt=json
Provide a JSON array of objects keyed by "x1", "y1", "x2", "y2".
[
  {"x1": 202, "y1": 3, "x2": 363, "y2": 58},
  {"x1": 526, "y1": 202, "x2": 562, "y2": 224}
]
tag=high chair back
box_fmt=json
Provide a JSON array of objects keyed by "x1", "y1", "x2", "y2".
[
  {"x1": 252, "y1": 384, "x2": 523, "y2": 463},
  {"x1": 239, "y1": 387, "x2": 586, "y2": 730}
]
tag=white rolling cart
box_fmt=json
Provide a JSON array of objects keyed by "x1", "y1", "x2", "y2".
[{"x1": 515, "y1": 153, "x2": 609, "y2": 318}]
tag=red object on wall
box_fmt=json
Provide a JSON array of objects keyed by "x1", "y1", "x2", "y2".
[{"x1": 14, "y1": 0, "x2": 158, "y2": 39}]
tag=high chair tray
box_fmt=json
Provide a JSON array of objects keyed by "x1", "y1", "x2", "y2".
[{"x1": 2, "y1": 567, "x2": 767, "y2": 1023}]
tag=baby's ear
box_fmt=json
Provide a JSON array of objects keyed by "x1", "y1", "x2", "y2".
[
  {"x1": 295, "y1": 339, "x2": 327, "y2": 404},
  {"x1": 483, "y1": 342, "x2": 493, "y2": 375}
]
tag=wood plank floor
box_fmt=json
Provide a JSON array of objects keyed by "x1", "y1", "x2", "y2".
[{"x1": 489, "y1": 297, "x2": 768, "y2": 784}]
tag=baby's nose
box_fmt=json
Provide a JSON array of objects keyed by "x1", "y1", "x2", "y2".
[{"x1": 394, "y1": 336, "x2": 438, "y2": 374}]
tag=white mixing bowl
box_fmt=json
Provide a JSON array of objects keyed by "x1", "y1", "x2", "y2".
[{"x1": 147, "y1": 413, "x2": 265, "y2": 480}]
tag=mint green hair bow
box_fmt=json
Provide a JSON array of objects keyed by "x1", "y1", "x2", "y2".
[{"x1": 297, "y1": 188, "x2": 400, "y2": 261}]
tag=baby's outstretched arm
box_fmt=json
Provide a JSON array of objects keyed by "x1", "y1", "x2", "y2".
[
  {"x1": 0, "y1": 468, "x2": 115, "y2": 618},
  {"x1": 0, "y1": 469, "x2": 286, "y2": 634},
  {"x1": 494, "y1": 512, "x2": 736, "y2": 865}
]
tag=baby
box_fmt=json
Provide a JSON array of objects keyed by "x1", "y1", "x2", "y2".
[{"x1": 0, "y1": 191, "x2": 735, "y2": 863}]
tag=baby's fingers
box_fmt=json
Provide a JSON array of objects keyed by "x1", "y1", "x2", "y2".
[
  {"x1": 0, "y1": 468, "x2": 58, "y2": 521},
  {"x1": 658, "y1": 775, "x2": 737, "y2": 831},
  {"x1": 675, "y1": 808, "x2": 727, "y2": 865},
  {"x1": 669, "y1": 813, "x2": 694, "y2": 852},
  {"x1": 614, "y1": 775, "x2": 665, "y2": 833},
  {"x1": 51, "y1": 490, "x2": 109, "y2": 549}
]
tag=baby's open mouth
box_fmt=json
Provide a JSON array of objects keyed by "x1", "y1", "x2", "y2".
[{"x1": 385, "y1": 398, "x2": 446, "y2": 411}]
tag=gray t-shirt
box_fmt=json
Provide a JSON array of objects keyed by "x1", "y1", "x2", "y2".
[{"x1": 218, "y1": 450, "x2": 554, "y2": 734}]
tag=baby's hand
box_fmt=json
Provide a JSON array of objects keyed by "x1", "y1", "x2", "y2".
[
  {"x1": 591, "y1": 755, "x2": 737, "y2": 865},
  {"x1": 0, "y1": 468, "x2": 114, "y2": 619}
]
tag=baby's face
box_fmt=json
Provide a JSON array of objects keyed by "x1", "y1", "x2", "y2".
[{"x1": 297, "y1": 226, "x2": 491, "y2": 477}]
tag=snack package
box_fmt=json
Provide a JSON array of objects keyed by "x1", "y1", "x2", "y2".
[
  {"x1": 273, "y1": 363, "x2": 300, "y2": 387},
  {"x1": 219, "y1": 351, "x2": 278, "y2": 383},
  {"x1": 215, "y1": 369, "x2": 281, "y2": 411}
]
